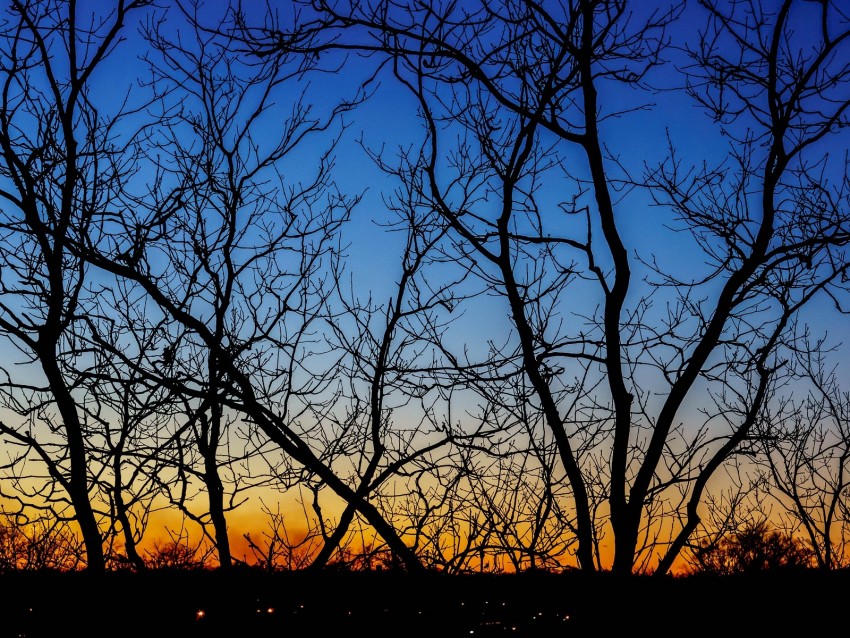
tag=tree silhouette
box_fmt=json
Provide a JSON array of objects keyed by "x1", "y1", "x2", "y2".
[
  {"x1": 0, "y1": 0, "x2": 848, "y2": 580},
  {"x1": 0, "y1": 0, "x2": 154, "y2": 572},
  {"x1": 78, "y1": 0, "x2": 430, "y2": 571},
  {"x1": 753, "y1": 344, "x2": 850, "y2": 569},
  {"x1": 243, "y1": 0, "x2": 850, "y2": 574}
]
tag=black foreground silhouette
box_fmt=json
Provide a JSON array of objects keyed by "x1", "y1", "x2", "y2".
[{"x1": 2, "y1": 567, "x2": 842, "y2": 637}]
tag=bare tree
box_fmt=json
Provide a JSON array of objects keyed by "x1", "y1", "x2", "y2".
[
  {"x1": 78, "y1": 1, "x2": 434, "y2": 572},
  {"x1": 52, "y1": 0, "x2": 367, "y2": 571},
  {"x1": 306, "y1": 174, "x2": 469, "y2": 568},
  {"x1": 243, "y1": 497, "x2": 325, "y2": 570},
  {"x1": 1, "y1": 0, "x2": 847, "y2": 579},
  {"x1": 753, "y1": 341, "x2": 850, "y2": 569},
  {"x1": 0, "y1": 0, "x2": 154, "y2": 572},
  {"x1": 649, "y1": 0, "x2": 850, "y2": 574},
  {"x1": 241, "y1": 0, "x2": 850, "y2": 575},
  {"x1": 80, "y1": 281, "x2": 186, "y2": 570}
]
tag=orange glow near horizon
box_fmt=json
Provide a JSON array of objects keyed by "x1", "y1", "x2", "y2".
[{"x1": 0, "y1": 494, "x2": 817, "y2": 576}]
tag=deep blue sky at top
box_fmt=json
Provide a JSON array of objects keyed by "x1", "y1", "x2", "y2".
[{"x1": 83, "y1": 0, "x2": 850, "y2": 382}]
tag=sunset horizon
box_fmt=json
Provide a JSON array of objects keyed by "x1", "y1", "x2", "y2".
[{"x1": 0, "y1": 0, "x2": 849, "y2": 633}]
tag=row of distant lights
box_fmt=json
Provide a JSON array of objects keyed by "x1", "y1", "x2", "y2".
[
  {"x1": 197, "y1": 604, "x2": 281, "y2": 620},
  {"x1": 196, "y1": 608, "x2": 275, "y2": 619},
  {"x1": 195, "y1": 602, "x2": 572, "y2": 627},
  {"x1": 468, "y1": 611, "x2": 572, "y2": 634},
  {"x1": 21, "y1": 602, "x2": 571, "y2": 629}
]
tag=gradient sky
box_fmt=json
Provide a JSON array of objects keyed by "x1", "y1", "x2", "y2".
[
  {"x1": 80, "y1": 0, "x2": 850, "y2": 539},
  {"x1": 1, "y1": 0, "x2": 848, "y2": 572}
]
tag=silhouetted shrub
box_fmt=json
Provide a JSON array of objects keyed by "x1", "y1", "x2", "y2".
[
  {"x1": 690, "y1": 521, "x2": 815, "y2": 575},
  {"x1": 0, "y1": 515, "x2": 84, "y2": 572},
  {"x1": 145, "y1": 539, "x2": 209, "y2": 570}
]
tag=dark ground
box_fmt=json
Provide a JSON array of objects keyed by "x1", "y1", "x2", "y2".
[{"x1": 1, "y1": 567, "x2": 843, "y2": 637}]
